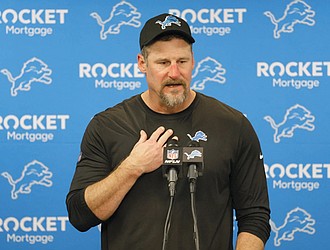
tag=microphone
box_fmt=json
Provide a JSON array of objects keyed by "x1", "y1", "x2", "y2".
[
  {"x1": 162, "y1": 136, "x2": 182, "y2": 197},
  {"x1": 183, "y1": 140, "x2": 204, "y2": 250},
  {"x1": 183, "y1": 141, "x2": 204, "y2": 182}
]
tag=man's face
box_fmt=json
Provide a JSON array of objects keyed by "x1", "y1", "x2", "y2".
[{"x1": 138, "y1": 38, "x2": 194, "y2": 110}]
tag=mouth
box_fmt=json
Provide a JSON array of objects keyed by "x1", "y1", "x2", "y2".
[
  {"x1": 163, "y1": 80, "x2": 185, "y2": 88},
  {"x1": 165, "y1": 83, "x2": 183, "y2": 88}
]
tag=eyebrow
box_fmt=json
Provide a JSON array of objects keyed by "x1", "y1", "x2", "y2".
[{"x1": 154, "y1": 56, "x2": 191, "y2": 62}]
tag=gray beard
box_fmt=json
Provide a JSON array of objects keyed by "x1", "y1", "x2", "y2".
[{"x1": 159, "y1": 87, "x2": 188, "y2": 108}]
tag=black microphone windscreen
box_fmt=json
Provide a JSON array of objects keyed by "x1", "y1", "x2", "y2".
[{"x1": 167, "y1": 136, "x2": 179, "y2": 147}]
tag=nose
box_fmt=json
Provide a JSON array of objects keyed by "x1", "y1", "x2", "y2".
[{"x1": 168, "y1": 63, "x2": 180, "y2": 79}]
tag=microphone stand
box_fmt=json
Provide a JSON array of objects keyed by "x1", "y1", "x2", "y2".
[
  {"x1": 162, "y1": 167, "x2": 178, "y2": 250},
  {"x1": 162, "y1": 137, "x2": 181, "y2": 250},
  {"x1": 162, "y1": 194, "x2": 174, "y2": 250},
  {"x1": 188, "y1": 163, "x2": 200, "y2": 250}
]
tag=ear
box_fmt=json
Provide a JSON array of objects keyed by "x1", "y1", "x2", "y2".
[{"x1": 137, "y1": 54, "x2": 147, "y2": 73}]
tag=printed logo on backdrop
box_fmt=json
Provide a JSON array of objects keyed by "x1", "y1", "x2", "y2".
[
  {"x1": 0, "y1": 114, "x2": 70, "y2": 143},
  {"x1": 90, "y1": 1, "x2": 141, "y2": 40},
  {"x1": 1, "y1": 160, "x2": 52, "y2": 200},
  {"x1": 0, "y1": 216, "x2": 69, "y2": 245},
  {"x1": 264, "y1": 0, "x2": 315, "y2": 39},
  {"x1": 270, "y1": 207, "x2": 316, "y2": 246},
  {"x1": 264, "y1": 161, "x2": 330, "y2": 192},
  {"x1": 264, "y1": 104, "x2": 315, "y2": 143},
  {"x1": 264, "y1": 103, "x2": 328, "y2": 193},
  {"x1": 79, "y1": 62, "x2": 144, "y2": 90},
  {"x1": 0, "y1": 8, "x2": 68, "y2": 37},
  {"x1": 1, "y1": 57, "x2": 52, "y2": 96},
  {"x1": 257, "y1": 61, "x2": 330, "y2": 90},
  {"x1": 191, "y1": 57, "x2": 226, "y2": 90},
  {"x1": 169, "y1": 8, "x2": 246, "y2": 37}
]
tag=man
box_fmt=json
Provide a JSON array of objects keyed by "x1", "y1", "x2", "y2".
[{"x1": 66, "y1": 13, "x2": 271, "y2": 250}]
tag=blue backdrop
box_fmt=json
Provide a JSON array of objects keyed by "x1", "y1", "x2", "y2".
[{"x1": 1, "y1": 0, "x2": 329, "y2": 249}]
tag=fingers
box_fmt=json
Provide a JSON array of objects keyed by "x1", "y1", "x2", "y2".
[
  {"x1": 133, "y1": 130, "x2": 147, "y2": 148},
  {"x1": 139, "y1": 130, "x2": 148, "y2": 142},
  {"x1": 157, "y1": 129, "x2": 174, "y2": 146},
  {"x1": 143, "y1": 126, "x2": 174, "y2": 146},
  {"x1": 129, "y1": 127, "x2": 174, "y2": 173},
  {"x1": 148, "y1": 126, "x2": 166, "y2": 142}
]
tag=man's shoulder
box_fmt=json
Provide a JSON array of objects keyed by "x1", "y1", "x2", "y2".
[
  {"x1": 196, "y1": 92, "x2": 244, "y2": 119},
  {"x1": 99, "y1": 94, "x2": 141, "y2": 115},
  {"x1": 90, "y1": 95, "x2": 143, "y2": 126}
]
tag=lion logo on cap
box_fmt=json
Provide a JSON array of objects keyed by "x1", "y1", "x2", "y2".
[{"x1": 155, "y1": 15, "x2": 181, "y2": 29}]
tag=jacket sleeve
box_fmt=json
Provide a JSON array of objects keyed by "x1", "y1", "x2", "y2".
[
  {"x1": 66, "y1": 188, "x2": 102, "y2": 232},
  {"x1": 231, "y1": 116, "x2": 271, "y2": 244},
  {"x1": 66, "y1": 118, "x2": 109, "y2": 232}
]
